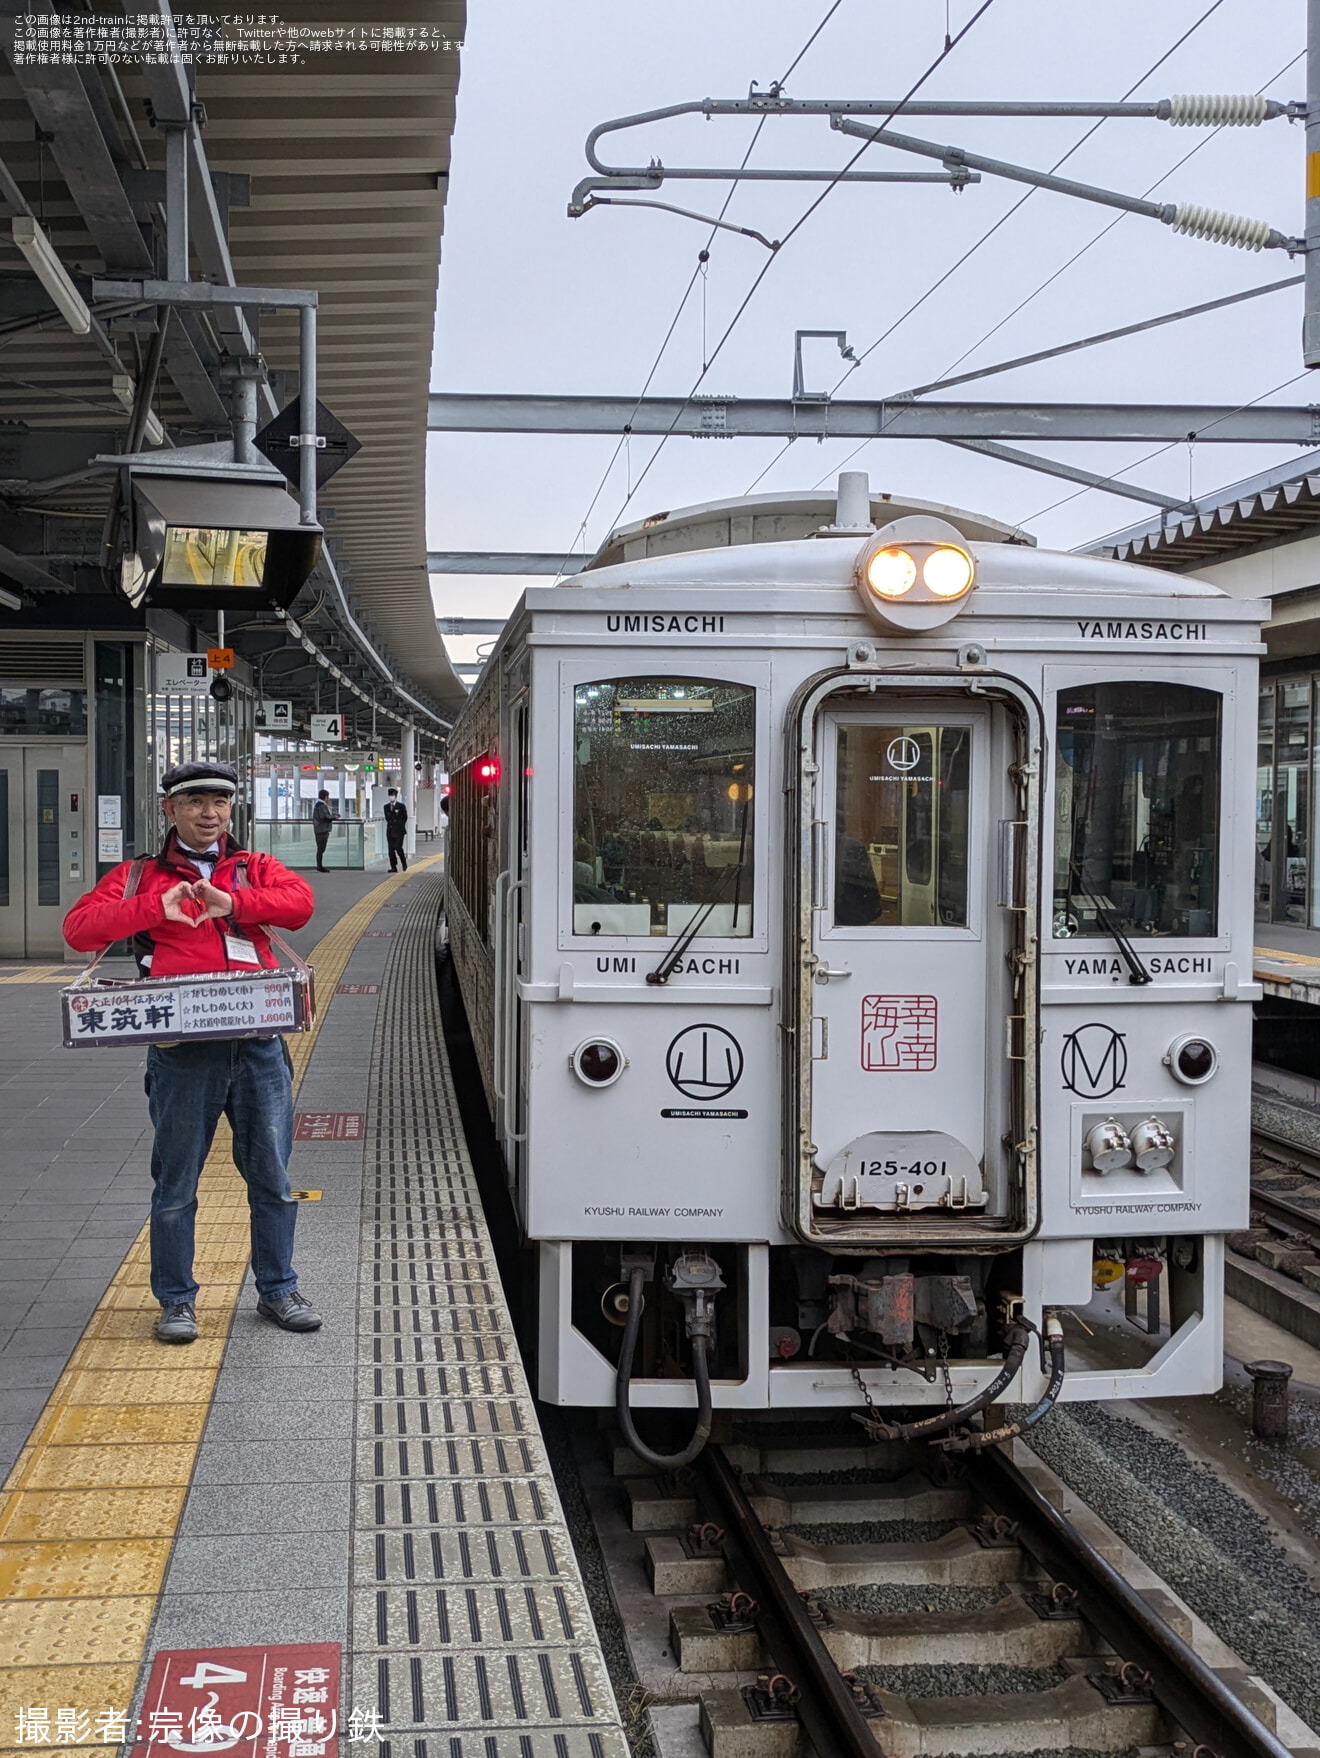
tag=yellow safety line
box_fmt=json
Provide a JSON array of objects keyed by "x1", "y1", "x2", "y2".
[
  {"x1": 1254, "y1": 944, "x2": 1320, "y2": 970},
  {"x1": 0, "y1": 858, "x2": 439, "y2": 1742}
]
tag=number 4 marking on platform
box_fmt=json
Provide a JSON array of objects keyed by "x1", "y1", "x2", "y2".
[{"x1": 179, "y1": 1662, "x2": 249, "y2": 1688}]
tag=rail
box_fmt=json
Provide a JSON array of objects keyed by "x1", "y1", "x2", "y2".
[{"x1": 692, "y1": 1439, "x2": 1291, "y2": 1758}]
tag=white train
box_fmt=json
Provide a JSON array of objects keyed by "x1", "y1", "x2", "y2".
[{"x1": 444, "y1": 473, "x2": 1259, "y2": 1460}]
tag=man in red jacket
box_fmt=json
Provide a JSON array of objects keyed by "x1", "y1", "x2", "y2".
[{"x1": 64, "y1": 759, "x2": 321, "y2": 1345}]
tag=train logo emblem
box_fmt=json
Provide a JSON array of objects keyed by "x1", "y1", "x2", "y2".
[
  {"x1": 1060, "y1": 1023, "x2": 1127, "y2": 1097},
  {"x1": 666, "y1": 1024, "x2": 744, "y2": 1100},
  {"x1": 885, "y1": 736, "x2": 922, "y2": 773},
  {"x1": 861, "y1": 995, "x2": 938, "y2": 1072}
]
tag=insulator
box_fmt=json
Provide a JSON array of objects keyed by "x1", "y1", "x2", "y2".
[
  {"x1": 1167, "y1": 202, "x2": 1272, "y2": 251},
  {"x1": 1166, "y1": 92, "x2": 1269, "y2": 127}
]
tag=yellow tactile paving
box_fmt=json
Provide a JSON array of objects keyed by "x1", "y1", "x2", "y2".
[
  {"x1": 0, "y1": 1542, "x2": 171, "y2": 1602},
  {"x1": 6, "y1": 1446, "x2": 197, "y2": 1494},
  {"x1": 1254, "y1": 942, "x2": 1320, "y2": 968},
  {"x1": 0, "y1": 1664, "x2": 139, "y2": 1735},
  {"x1": 0, "y1": 1597, "x2": 154, "y2": 1665},
  {"x1": 0, "y1": 1489, "x2": 188, "y2": 1545},
  {"x1": 0, "y1": 857, "x2": 441, "y2": 1715},
  {"x1": 0, "y1": 965, "x2": 88, "y2": 985}
]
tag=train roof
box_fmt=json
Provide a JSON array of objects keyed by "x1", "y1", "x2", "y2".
[{"x1": 585, "y1": 485, "x2": 1032, "y2": 570}]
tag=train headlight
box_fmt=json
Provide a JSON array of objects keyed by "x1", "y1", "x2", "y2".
[
  {"x1": 865, "y1": 547, "x2": 917, "y2": 599},
  {"x1": 1085, "y1": 1117, "x2": 1133, "y2": 1173},
  {"x1": 855, "y1": 516, "x2": 976, "y2": 631},
  {"x1": 1164, "y1": 1034, "x2": 1218, "y2": 1085},
  {"x1": 570, "y1": 1038, "x2": 627, "y2": 1088},
  {"x1": 922, "y1": 545, "x2": 975, "y2": 598}
]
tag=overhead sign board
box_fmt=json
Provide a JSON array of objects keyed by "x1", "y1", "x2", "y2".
[
  {"x1": 311, "y1": 712, "x2": 344, "y2": 742},
  {"x1": 255, "y1": 397, "x2": 362, "y2": 491},
  {"x1": 256, "y1": 699, "x2": 293, "y2": 732},
  {"x1": 157, "y1": 653, "x2": 211, "y2": 695},
  {"x1": 207, "y1": 646, "x2": 234, "y2": 670}
]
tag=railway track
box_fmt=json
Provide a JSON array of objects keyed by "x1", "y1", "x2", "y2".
[
  {"x1": 1250, "y1": 1126, "x2": 1320, "y2": 1248},
  {"x1": 601, "y1": 1421, "x2": 1296, "y2": 1758}
]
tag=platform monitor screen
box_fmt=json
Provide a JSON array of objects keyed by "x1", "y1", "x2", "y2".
[{"x1": 161, "y1": 525, "x2": 267, "y2": 588}]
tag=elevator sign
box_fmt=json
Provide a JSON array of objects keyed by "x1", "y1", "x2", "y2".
[{"x1": 131, "y1": 1643, "x2": 341, "y2": 1757}]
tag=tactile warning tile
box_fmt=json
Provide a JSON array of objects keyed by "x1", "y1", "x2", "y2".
[
  {"x1": 0, "y1": 863, "x2": 439, "y2": 1699},
  {"x1": 348, "y1": 876, "x2": 629, "y2": 1755},
  {"x1": 0, "y1": 1541, "x2": 171, "y2": 1601},
  {"x1": 0, "y1": 1594, "x2": 153, "y2": 1664},
  {"x1": 5, "y1": 1445, "x2": 197, "y2": 1493}
]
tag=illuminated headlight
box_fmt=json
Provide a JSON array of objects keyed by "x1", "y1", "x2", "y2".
[
  {"x1": 855, "y1": 516, "x2": 977, "y2": 631},
  {"x1": 866, "y1": 546, "x2": 917, "y2": 599},
  {"x1": 1164, "y1": 1034, "x2": 1217, "y2": 1085},
  {"x1": 922, "y1": 545, "x2": 975, "y2": 598},
  {"x1": 1086, "y1": 1117, "x2": 1133, "y2": 1173}
]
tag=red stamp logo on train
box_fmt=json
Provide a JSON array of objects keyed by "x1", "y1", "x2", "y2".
[{"x1": 861, "y1": 994, "x2": 938, "y2": 1072}]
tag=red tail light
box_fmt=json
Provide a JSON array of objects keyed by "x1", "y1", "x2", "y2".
[{"x1": 477, "y1": 756, "x2": 500, "y2": 785}]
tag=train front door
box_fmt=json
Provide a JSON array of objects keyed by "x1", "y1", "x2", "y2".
[
  {"x1": 792, "y1": 670, "x2": 1042, "y2": 1248},
  {"x1": 0, "y1": 746, "x2": 86, "y2": 959}
]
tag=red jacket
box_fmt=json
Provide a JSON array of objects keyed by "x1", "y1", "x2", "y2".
[{"x1": 63, "y1": 832, "x2": 315, "y2": 977}]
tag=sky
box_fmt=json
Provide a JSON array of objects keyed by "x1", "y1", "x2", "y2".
[{"x1": 426, "y1": 0, "x2": 1309, "y2": 673}]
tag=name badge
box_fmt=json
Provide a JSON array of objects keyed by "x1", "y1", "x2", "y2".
[{"x1": 224, "y1": 933, "x2": 262, "y2": 967}]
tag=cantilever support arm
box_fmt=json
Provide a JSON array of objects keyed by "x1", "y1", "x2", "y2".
[
  {"x1": 568, "y1": 162, "x2": 977, "y2": 218},
  {"x1": 832, "y1": 115, "x2": 1300, "y2": 250}
]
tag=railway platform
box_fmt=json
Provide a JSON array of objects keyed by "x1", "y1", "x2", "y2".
[
  {"x1": 0, "y1": 866, "x2": 626, "y2": 1758},
  {"x1": 1253, "y1": 926, "x2": 1320, "y2": 1003}
]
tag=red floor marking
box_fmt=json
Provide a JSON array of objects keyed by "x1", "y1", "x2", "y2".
[
  {"x1": 132, "y1": 1643, "x2": 342, "y2": 1757},
  {"x1": 294, "y1": 1111, "x2": 365, "y2": 1141}
]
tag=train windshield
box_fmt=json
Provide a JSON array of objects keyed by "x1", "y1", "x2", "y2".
[
  {"x1": 833, "y1": 722, "x2": 972, "y2": 927},
  {"x1": 1054, "y1": 681, "x2": 1221, "y2": 940},
  {"x1": 572, "y1": 677, "x2": 755, "y2": 937}
]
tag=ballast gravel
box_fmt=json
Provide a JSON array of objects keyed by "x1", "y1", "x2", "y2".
[
  {"x1": 786, "y1": 1517, "x2": 958, "y2": 1546},
  {"x1": 817, "y1": 1582, "x2": 1008, "y2": 1615},
  {"x1": 766, "y1": 1465, "x2": 909, "y2": 1486},
  {"x1": 856, "y1": 1661, "x2": 1072, "y2": 1698},
  {"x1": 1254, "y1": 1089, "x2": 1320, "y2": 1155},
  {"x1": 1024, "y1": 1402, "x2": 1320, "y2": 1730}
]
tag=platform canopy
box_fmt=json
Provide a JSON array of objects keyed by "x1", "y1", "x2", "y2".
[{"x1": 0, "y1": 0, "x2": 466, "y2": 727}]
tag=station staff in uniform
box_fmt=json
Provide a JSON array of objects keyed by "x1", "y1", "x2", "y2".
[
  {"x1": 63, "y1": 760, "x2": 322, "y2": 1346},
  {"x1": 384, "y1": 786, "x2": 408, "y2": 872}
]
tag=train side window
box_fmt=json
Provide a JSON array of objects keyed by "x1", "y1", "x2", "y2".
[
  {"x1": 832, "y1": 723, "x2": 972, "y2": 928},
  {"x1": 571, "y1": 678, "x2": 755, "y2": 938},
  {"x1": 1054, "y1": 681, "x2": 1221, "y2": 939}
]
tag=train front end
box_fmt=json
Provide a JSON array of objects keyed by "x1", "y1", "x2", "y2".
[{"x1": 449, "y1": 476, "x2": 1262, "y2": 1441}]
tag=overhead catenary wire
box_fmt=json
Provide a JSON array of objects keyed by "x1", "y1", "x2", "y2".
[
  {"x1": 556, "y1": 0, "x2": 851, "y2": 576},
  {"x1": 792, "y1": 0, "x2": 1246, "y2": 495},
  {"x1": 1019, "y1": 366, "x2": 1312, "y2": 527},
  {"x1": 598, "y1": 0, "x2": 1001, "y2": 538}
]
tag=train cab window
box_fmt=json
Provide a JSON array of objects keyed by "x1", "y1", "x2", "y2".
[
  {"x1": 833, "y1": 723, "x2": 972, "y2": 928},
  {"x1": 1054, "y1": 681, "x2": 1221, "y2": 939},
  {"x1": 572, "y1": 678, "x2": 755, "y2": 937}
]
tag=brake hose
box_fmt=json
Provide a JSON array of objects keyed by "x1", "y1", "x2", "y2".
[
  {"x1": 941, "y1": 1312, "x2": 1067, "y2": 1452},
  {"x1": 615, "y1": 1265, "x2": 716, "y2": 1470},
  {"x1": 856, "y1": 1319, "x2": 1035, "y2": 1444}
]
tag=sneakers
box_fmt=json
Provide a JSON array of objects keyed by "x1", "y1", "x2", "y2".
[
  {"x1": 257, "y1": 1289, "x2": 322, "y2": 1331},
  {"x1": 155, "y1": 1302, "x2": 198, "y2": 1345}
]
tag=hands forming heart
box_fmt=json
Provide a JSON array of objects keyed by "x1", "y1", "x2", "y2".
[{"x1": 161, "y1": 879, "x2": 234, "y2": 927}]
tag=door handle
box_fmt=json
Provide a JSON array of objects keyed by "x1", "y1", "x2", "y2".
[{"x1": 814, "y1": 966, "x2": 852, "y2": 984}]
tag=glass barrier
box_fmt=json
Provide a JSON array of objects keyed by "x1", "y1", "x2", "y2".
[{"x1": 252, "y1": 818, "x2": 379, "y2": 870}]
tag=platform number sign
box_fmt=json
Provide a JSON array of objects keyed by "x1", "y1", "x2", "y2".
[
  {"x1": 311, "y1": 712, "x2": 344, "y2": 743},
  {"x1": 132, "y1": 1641, "x2": 341, "y2": 1757}
]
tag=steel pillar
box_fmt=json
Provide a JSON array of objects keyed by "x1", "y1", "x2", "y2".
[
  {"x1": 401, "y1": 722, "x2": 416, "y2": 857},
  {"x1": 164, "y1": 123, "x2": 189, "y2": 283},
  {"x1": 1307, "y1": 0, "x2": 1320, "y2": 365}
]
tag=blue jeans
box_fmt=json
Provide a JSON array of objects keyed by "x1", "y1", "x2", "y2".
[{"x1": 145, "y1": 1036, "x2": 298, "y2": 1307}]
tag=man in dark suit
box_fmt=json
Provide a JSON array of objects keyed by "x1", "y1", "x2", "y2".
[{"x1": 384, "y1": 787, "x2": 408, "y2": 872}]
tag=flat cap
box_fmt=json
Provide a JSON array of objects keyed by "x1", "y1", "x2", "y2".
[{"x1": 160, "y1": 759, "x2": 238, "y2": 798}]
